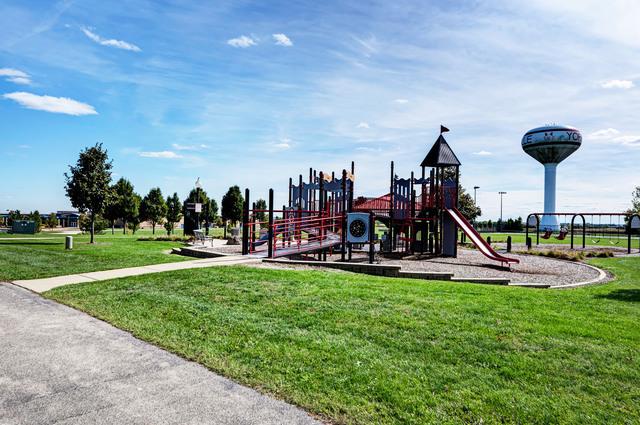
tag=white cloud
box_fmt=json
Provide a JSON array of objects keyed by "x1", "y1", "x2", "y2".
[
  {"x1": 272, "y1": 33, "x2": 293, "y2": 46},
  {"x1": 227, "y1": 35, "x2": 257, "y2": 48},
  {"x1": 81, "y1": 27, "x2": 141, "y2": 52},
  {"x1": 612, "y1": 135, "x2": 640, "y2": 146},
  {"x1": 3, "y1": 92, "x2": 97, "y2": 115},
  {"x1": 273, "y1": 138, "x2": 291, "y2": 149},
  {"x1": 356, "y1": 122, "x2": 370, "y2": 129},
  {"x1": 138, "y1": 151, "x2": 183, "y2": 159},
  {"x1": 588, "y1": 128, "x2": 620, "y2": 139},
  {"x1": 588, "y1": 128, "x2": 639, "y2": 147},
  {"x1": 393, "y1": 98, "x2": 409, "y2": 104},
  {"x1": 601, "y1": 79, "x2": 634, "y2": 89},
  {"x1": 18, "y1": 144, "x2": 31, "y2": 149},
  {"x1": 171, "y1": 143, "x2": 209, "y2": 151},
  {"x1": 0, "y1": 68, "x2": 31, "y2": 85},
  {"x1": 473, "y1": 150, "x2": 493, "y2": 156}
]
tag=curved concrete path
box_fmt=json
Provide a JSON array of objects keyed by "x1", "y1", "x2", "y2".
[
  {"x1": 0, "y1": 284, "x2": 321, "y2": 425},
  {"x1": 12, "y1": 255, "x2": 259, "y2": 293}
]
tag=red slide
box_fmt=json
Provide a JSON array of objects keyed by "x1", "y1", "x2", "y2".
[{"x1": 445, "y1": 207, "x2": 519, "y2": 266}]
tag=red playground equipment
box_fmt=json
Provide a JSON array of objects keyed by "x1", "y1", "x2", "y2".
[{"x1": 242, "y1": 129, "x2": 519, "y2": 267}]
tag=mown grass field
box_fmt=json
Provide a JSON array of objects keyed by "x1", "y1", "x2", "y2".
[
  {"x1": 45, "y1": 257, "x2": 640, "y2": 424},
  {"x1": 0, "y1": 230, "x2": 190, "y2": 281}
]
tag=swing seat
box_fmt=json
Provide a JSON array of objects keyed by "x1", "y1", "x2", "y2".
[
  {"x1": 540, "y1": 230, "x2": 552, "y2": 239},
  {"x1": 555, "y1": 231, "x2": 568, "y2": 241},
  {"x1": 609, "y1": 240, "x2": 620, "y2": 245}
]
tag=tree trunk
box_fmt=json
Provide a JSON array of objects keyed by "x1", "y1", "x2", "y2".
[
  {"x1": 90, "y1": 212, "x2": 95, "y2": 244},
  {"x1": 111, "y1": 221, "x2": 115, "y2": 234},
  {"x1": 123, "y1": 221, "x2": 127, "y2": 234},
  {"x1": 152, "y1": 222, "x2": 155, "y2": 234}
]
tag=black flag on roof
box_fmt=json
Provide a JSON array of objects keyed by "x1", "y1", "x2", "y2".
[{"x1": 440, "y1": 125, "x2": 450, "y2": 134}]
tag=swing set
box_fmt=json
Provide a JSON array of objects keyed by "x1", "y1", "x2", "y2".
[{"x1": 526, "y1": 212, "x2": 640, "y2": 253}]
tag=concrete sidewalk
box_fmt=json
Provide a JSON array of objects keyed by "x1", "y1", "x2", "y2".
[
  {"x1": 0, "y1": 283, "x2": 321, "y2": 425},
  {"x1": 13, "y1": 255, "x2": 259, "y2": 293}
]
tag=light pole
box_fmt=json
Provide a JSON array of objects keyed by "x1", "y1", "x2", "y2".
[
  {"x1": 473, "y1": 186, "x2": 480, "y2": 205},
  {"x1": 498, "y1": 191, "x2": 507, "y2": 232}
]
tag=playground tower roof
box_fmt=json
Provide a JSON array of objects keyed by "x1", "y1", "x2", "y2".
[{"x1": 420, "y1": 135, "x2": 461, "y2": 167}]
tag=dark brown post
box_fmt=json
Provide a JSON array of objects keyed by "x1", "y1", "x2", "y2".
[
  {"x1": 267, "y1": 189, "x2": 274, "y2": 258},
  {"x1": 242, "y1": 188, "x2": 250, "y2": 255},
  {"x1": 298, "y1": 174, "x2": 303, "y2": 246},
  {"x1": 341, "y1": 169, "x2": 347, "y2": 261},
  {"x1": 434, "y1": 167, "x2": 440, "y2": 254},
  {"x1": 454, "y1": 165, "x2": 459, "y2": 256},
  {"x1": 350, "y1": 162, "x2": 355, "y2": 260},
  {"x1": 389, "y1": 161, "x2": 395, "y2": 253},
  {"x1": 369, "y1": 212, "x2": 375, "y2": 264}
]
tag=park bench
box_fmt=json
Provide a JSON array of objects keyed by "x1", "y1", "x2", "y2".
[{"x1": 193, "y1": 229, "x2": 214, "y2": 246}]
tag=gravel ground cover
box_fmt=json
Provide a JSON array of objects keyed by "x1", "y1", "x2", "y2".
[
  {"x1": 252, "y1": 249, "x2": 607, "y2": 286},
  {"x1": 383, "y1": 249, "x2": 606, "y2": 286},
  {"x1": 186, "y1": 241, "x2": 609, "y2": 286}
]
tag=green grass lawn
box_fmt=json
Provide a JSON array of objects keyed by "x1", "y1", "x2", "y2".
[
  {"x1": 0, "y1": 231, "x2": 190, "y2": 281},
  {"x1": 45, "y1": 257, "x2": 640, "y2": 424}
]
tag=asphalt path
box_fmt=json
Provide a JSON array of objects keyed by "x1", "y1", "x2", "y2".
[{"x1": 0, "y1": 283, "x2": 321, "y2": 425}]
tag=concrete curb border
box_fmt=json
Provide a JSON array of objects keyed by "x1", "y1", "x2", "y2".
[{"x1": 548, "y1": 261, "x2": 610, "y2": 289}]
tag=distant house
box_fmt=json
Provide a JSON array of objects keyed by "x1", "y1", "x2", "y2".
[
  {"x1": 56, "y1": 211, "x2": 80, "y2": 228},
  {"x1": 0, "y1": 210, "x2": 80, "y2": 229}
]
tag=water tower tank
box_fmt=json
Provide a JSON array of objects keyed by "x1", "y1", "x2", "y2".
[{"x1": 522, "y1": 125, "x2": 582, "y2": 230}]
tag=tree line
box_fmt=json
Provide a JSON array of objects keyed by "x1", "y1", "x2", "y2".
[
  {"x1": 64, "y1": 144, "x2": 245, "y2": 243},
  {"x1": 3, "y1": 210, "x2": 59, "y2": 232}
]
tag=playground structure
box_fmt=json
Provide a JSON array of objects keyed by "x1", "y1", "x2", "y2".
[
  {"x1": 242, "y1": 131, "x2": 520, "y2": 267},
  {"x1": 526, "y1": 212, "x2": 640, "y2": 254}
]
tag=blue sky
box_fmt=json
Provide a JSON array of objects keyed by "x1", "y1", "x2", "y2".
[{"x1": 1, "y1": 0, "x2": 639, "y2": 220}]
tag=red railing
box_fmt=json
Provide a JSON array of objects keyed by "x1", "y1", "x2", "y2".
[{"x1": 246, "y1": 212, "x2": 343, "y2": 256}]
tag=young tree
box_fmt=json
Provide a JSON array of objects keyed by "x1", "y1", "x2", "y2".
[
  {"x1": 254, "y1": 199, "x2": 267, "y2": 223},
  {"x1": 631, "y1": 186, "x2": 640, "y2": 214},
  {"x1": 141, "y1": 187, "x2": 167, "y2": 234},
  {"x1": 8, "y1": 210, "x2": 22, "y2": 227},
  {"x1": 30, "y1": 210, "x2": 42, "y2": 233},
  {"x1": 127, "y1": 193, "x2": 142, "y2": 234},
  {"x1": 442, "y1": 167, "x2": 481, "y2": 222},
  {"x1": 64, "y1": 143, "x2": 112, "y2": 243},
  {"x1": 46, "y1": 212, "x2": 58, "y2": 229},
  {"x1": 221, "y1": 185, "x2": 244, "y2": 227},
  {"x1": 165, "y1": 192, "x2": 183, "y2": 235},
  {"x1": 202, "y1": 198, "x2": 219, "y2": 235},
  {"x1": 103, "y1": 185, "x2": 120, "y2": 234},
  {"x1": 113, "y1": 178, "x2": 137, "y2": 234},
  {"x1": 79, "y1": 213, "x2": 108, "y2": 234},
  {"x1": 458, "y1": 186, "x2": 481, "y2": 222}
]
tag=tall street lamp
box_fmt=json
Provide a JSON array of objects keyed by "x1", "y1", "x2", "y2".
[{"x1": 498, "y1": 191, "x2": 507, "y2": 231}]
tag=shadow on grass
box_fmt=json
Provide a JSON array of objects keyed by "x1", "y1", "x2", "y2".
[{"x1": 596, "y1": 289, "x2": 640, "y2": 302}]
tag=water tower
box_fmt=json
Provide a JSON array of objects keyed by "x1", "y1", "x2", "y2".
[{"x1": 522, "y1": 125, "x2": 582, "y2": 230}]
